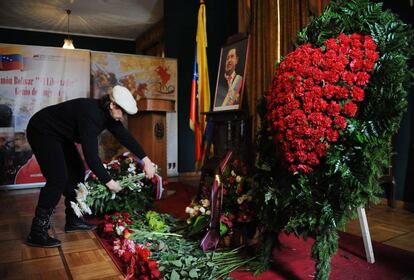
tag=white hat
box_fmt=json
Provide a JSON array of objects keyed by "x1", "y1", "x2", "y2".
[{"x1": 111, "y1": 85, "x2": 138, "y2": 114}]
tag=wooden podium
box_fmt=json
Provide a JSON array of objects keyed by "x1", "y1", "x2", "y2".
[{"x1": 128, "y1": 98, "x2": 175, "y2": 179}]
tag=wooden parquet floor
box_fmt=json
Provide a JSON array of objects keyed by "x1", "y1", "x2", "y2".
[
  {"x1": 0, "y1": 188, "x2": 123, "y2": 280},
  {"x1": 0, "y1": 185, "x2": 413, "y2": 279},
  {"x1": 344, "y1": 202, "x2": 414, "y2": 253}
]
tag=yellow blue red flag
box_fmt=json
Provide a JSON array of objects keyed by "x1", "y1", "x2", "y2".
[{"x1": 189, "y1": 0, "x2": 210, "y2": 169}]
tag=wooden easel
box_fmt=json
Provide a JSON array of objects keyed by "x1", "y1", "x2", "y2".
[{"x1": 357, "y1": 207, "x2": 375, "y2": 263}]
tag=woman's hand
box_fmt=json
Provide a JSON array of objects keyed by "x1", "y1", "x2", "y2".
[
  {"x1": 106, "y1": 179, "x2": 122, "y2": 193},
  {"x1": 142, "y1": 156, "x2": 156, "y2": 179}
]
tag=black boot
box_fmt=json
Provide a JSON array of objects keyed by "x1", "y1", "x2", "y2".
[
  {"x1": 26, "y1": 207, "x2": 61, "y2": 248},
  {"x1": 64, "y1": 199, "x2": 97, "y2": 232}
]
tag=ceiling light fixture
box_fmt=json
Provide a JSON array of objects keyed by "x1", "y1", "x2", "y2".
[{"x1": 62, "y1": 9, "x2": 75, "y2": 49}]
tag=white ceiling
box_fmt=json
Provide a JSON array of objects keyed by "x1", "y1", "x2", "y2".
[{"x1": 0, "y1": 0, "x2": 163, "y2": 41}]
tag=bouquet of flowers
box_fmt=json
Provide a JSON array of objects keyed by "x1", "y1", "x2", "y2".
[
  {"x1": 101, "y1": 211, "x2": 135, "y2": 239},
  {"x1": 184, "y1": 198, "x2": 211, "y2": 236},
  {"x1": 72, "y1": 152, "x2": 158, "y2": 216},
  {"x1": 219, "y1": 158, "x2": 255, "y2": 245},
  {"x1": 185, "y1": 157, "x2": 256, "y2": 247},
  {"x1": 99, "y1": 210, "x2": 164, "y2": 280}
]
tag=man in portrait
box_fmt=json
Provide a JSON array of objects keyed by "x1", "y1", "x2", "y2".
[{"x1": 214, "y1": 48, "x2": 244, "y2": 109}]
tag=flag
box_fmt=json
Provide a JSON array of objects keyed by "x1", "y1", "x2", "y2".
[
  {"x1": 0, "y1": 54, "x2": 23, "y2": 71},
  {"x1": 190, "y1": 0, "x2": 210, "y2": 169}
]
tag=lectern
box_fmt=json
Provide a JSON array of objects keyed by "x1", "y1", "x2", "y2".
[{"x1": 128, "y1": 98, "x2": 175, "y2": 179}]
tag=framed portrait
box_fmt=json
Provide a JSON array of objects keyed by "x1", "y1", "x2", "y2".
[{"x1": 213, "y1": 35, "x2": 249, "y2": 111}]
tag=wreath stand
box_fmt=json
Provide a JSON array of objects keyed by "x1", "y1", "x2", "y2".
[{"x1": 357, "y1": 207, "x2": 375, "y2": 263}]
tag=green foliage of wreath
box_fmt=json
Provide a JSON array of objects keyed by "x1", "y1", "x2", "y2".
[{"x1": 253, "y1": 1, "x2": 414, "y2": 279}]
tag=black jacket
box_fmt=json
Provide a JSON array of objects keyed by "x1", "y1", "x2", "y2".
[{"x1": 27, "y1": 98, "x2": 146, "y2": 183}]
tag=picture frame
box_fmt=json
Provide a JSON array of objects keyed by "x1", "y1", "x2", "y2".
[{"x1": 213, "y1": 35, "x2": 250, "y2": 111}]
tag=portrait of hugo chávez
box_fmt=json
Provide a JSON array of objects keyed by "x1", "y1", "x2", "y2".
[{"x1": 213, "y1": 37, "x2": 249, "y2": 111}]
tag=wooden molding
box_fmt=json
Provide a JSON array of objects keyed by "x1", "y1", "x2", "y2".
[
  {"x1": 137, "y1": 98, "x2": 175, "y2": 112},
  {"x1": 379, "y1": 198, "x2": 414, "y2": 211},
  {"x1": 178, "y1": 172, "x2": 202, "y2": 177}
]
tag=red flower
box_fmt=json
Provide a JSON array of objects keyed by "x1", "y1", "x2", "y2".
[
  {"x1": 343, "y1": 102, "x2": 358, "y2": 117},
  {"x1": 324, "y1": 38, "x2": 340, "y2": 51},
  {"x1": 123, "y1": 251, "x2": 134, "y2": 262},
  {"x1": 104, "y1": 223, "x2": 113, "y2": 233},
  {"x1": 297, "y1": 164, "x2": 313, "y2": 174},
  {"x1": 122, "y1": 211, "x2": 131, "y2": 218},
  {"x1": 326, "y1": 128, "x2": 339, "y2": 142},
  {"x1": 341, "y1": 71, "x2": 356, "y2": 84},
  {"x1": 334, "y1": 116, "x2": 347, "y2": 130},
  {"x1": 350, "y1": 59, "x2": 364, "y2": 72},
  {"x1": 355, "y1": 72, "x2": 370, "y2": 86},
  {"x1": 326, "y1": 101, "x2": 341, "y2": 116},
  {"x1": 307, "y1": 152, "x2": 320, "y2": 166},
  {"x1": 136, "y1": 245, "x2": 151, "y2": 260},
  {"x1": 351, "y1": 86, "x2": 365, "y2": 102},
  {"x1": 365, "y1": 50, "x2": 379, "y2": 61}
]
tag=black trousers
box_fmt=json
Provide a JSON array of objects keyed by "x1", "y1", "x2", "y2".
[{"x1": 26, "y1": 126, "x2": 85, "y2": 209}]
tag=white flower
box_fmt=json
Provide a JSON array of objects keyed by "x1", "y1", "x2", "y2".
[
  {"x1": 237, "y1": 194, "x2": 249, "y2": 205},
  {"x1": 231, "y1": 170, "x2": 236, "y2": 177},
  {"x1": 185, "y1": 207, "x2": 197, "y2": 217},
  {"x1": 236, "y1": 176, "x2": 242, "y2": 183},
  {"x1": 70, "y1": 201, "x2": 83, "y2": 217},
  {"x1": 128, "y1": 163, "x2": 136, "y2": 174},
  {"x1": 206, "y1": 210, "x2": 211, "y2": 215},
  {"x1": 79, "y1": 201, "x2": 92, "y2": 215},
  {"x1": 111, "y1": 192, "x2": 116, "y2": 200},
  {"x1": 201, "y1": 199, "x2": 210, "y2": 207},
  {"x1": 76, "y1": 183, "x2": 89, "y2": 201},
  {"x1": 199, "y1": 207, "x2": 206, "y2": 214},
  {"x1": 116, "y1": 225, "x2": 125, "y2": 236}
]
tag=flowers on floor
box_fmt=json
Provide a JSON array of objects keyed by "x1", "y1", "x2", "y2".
[
  {"x1": 83, "y1": 151, "x2": 251, "y2": 280},
  {"x1": 98, "y1": 207, "x2": 250, "y2": 280}
]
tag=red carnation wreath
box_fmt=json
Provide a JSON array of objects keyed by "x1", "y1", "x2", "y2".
[{"x1": 266, "y1": 33, "x2": 379, "y2": 174}]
